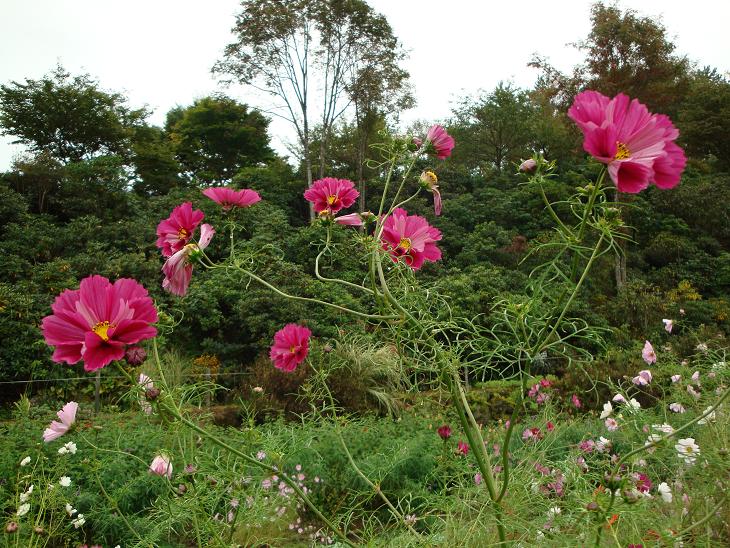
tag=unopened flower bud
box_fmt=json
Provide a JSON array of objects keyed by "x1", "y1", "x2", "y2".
[
  {"x1": 177, "y1": 483, "x2": 187, "y2": 495},
  {"x1": 586, "y1": 501, "x2": 599, "y2": 512},
  {"x1": 33, "y1": 526, "x2": 45, "y2": 535},
  {"x1": 323, "y1": 344, "x2": 333, "y2": 353},
  {"x1": 519, "y1": 158, "x2": 537, "y2": 173},
  {"x1": 6, "y1": 522, "x2": 18, "y2": 533},
  {"x1": 125, "y1": 346, "x2": 147, "y2": 366},
  {"x1": 145, "y1": 388, "x2": 161, "y2": 401},
  {"x1": 603, "y1": 473, "x2": 622, "y2": 490},
  {"x1": 622, "y1": 488, "x2": 639, "y2": 504}
]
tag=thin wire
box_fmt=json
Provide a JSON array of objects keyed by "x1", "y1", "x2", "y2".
[{"x1": 0, "y1": 370, "x2": 255, "y2": 385}]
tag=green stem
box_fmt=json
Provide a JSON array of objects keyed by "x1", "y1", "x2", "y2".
[
  {"x1": 675, "y1": 496, "x2": 726, "y2": 539},
  {"x1": 314, "y1": 227, "x2": 375, "y2": 295}
]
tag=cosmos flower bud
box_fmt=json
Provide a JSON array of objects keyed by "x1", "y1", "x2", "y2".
[
  {"x1": 145, "y1": 388, "x2": 161, "y2": 401},
  {"x1": 125, "y1": 346, "x2": 147, "y2": 366},
  {"x1": 519, "y1": 158, "x2": 537, "y2": 173}
]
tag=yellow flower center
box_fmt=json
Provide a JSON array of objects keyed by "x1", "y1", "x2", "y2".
[
  {"x1": 615, "y1": 142, "x2": 631, "y2": 160},
  {"x1": 326, "y1": 195, "x2": 338, "y2": 205},
  {"x1": 684, "y1": 446, "x2": 693, "y2": 453},
  {"x1": 178, "y1": 227, "x2": 189, "y2": 240},
  {"x1": 92, "y1": 321, "x2": 112, "y2": 341},
  {"x1": 422, "y1": 170, "x2": 438, "y2": 186},
  {"x1": 289, "y1": 345, "x2": 297, "y2": 354},
  {"x1": 399, "y1": 238, "x2": 412, "y2": 251}
]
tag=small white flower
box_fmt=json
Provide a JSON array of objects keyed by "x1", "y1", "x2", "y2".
[
  {"x1": 547, "y1": 506, "x2": 561, "y2": 519},
  {"x1": 596, "y1": 437, "x2": 611, "y2": 452},
  {"x1": 697, "y1": 406, "x2": 716, "y2": 425},
  {"x1": 687, "y1": 385, "x2": 701, "y2": 399},
  {"x1": 627, "y1": 398, "x2": 641, "y2": 411},
  {"x1": 645, "y1": 434, "x2": 662, "y2": 450},
  {"x1": 669, "y1": 402, "x2": 686, "y2": 413},
  {"x1": 671, "y1": 374, "x2": 681, "y2": 383},
  {"x1": 256, "y1": 451, "x2": 266, "y2": 461},
  {"x1": 658, "y1": 482, "x2": 673, "y2": 503},
  {"x1": 58, "y1": 447, "x2": 68, "y2": 455},
  {"x1": 652, "y1": 423, "x2": 674, "y2": 434},
  {"x1": 72, "y1": 514, "x2": 85, "y2": 528},
  {"x1": 675, "y1": 438, "x2": 700, "y2": 464},
  {"x1": 20, "y1": 456, "x2": 31, "y2": 467},
  {"x1": 712, "y1": 361, "x2": 726, "y2": 371},
  {"x1": 64, "y1": 441, "x2": 77, "y2": 454},
  {"x1": 17, "y1": 503, "x2": 30, "y2": 517},
  {"x1": 663, "y1": 319, "x2": 674, "y2": 333},
  {"x1": 65, "y1": 503, "x2": 76, "y2": 516},
  {"x1": 696, "y1": 343, "x2": 708, "y2": 353},
  {"x1": 59, "y1": 476, "x2": 71, "y2": 487},
  {"x1": 599, "y1": 401, "x2": 613, "y2": 419}
]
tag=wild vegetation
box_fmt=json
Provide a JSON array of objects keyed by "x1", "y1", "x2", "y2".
[{"x1": 1, "y1": 2, "x2": 730, "y2": 546}]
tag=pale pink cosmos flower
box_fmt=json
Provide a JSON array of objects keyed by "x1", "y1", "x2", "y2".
[
  {"x1": 162, "y1": 223, "x2": 215, "y2": 296},
  {"x1": 671, "y1": 374, "x2": 681, "y2": 383},
  {"x1": 633, "y1": 370, "x2": 653, "y2": 386},
  {"x1": 691, "y1": 371, "x2": 700, "y2": 383},
  {"x1": 605, "y1": 418, "x2": 619, "y2": 431},
  {"x1": 519, "y1": 158, "x2": 537, "y2": 173},
  {"x1": 149, "y1": 454, "x2": 173, "y2": 479},
  {"x1": 156, "y1": 202, "x2": 205, "y2": 257},
  {"x1": 663, "y1": 319, "x2": 674, "y2": 333},
  {"x1": 303, "y1": 178, "x2": 359, "y2": 214},
  {"x1": 269, "y1": 324, "x2": 311, "y2": 372},
  {"x1": 571, "y1": 394, "x2": 582, "y2": 408},
  {"x1": 642, "y1": 341, "x2": 656, "y2": 364},
  {"x1": 687, "y1": 385, "x2": 701, "y2": 399},
  {"x1": 612, "y1": 394, "x2": 627, "y2": 404},
  {"x1": 43, "y1": 402, "x2": 78, "y2": 442},
  {"x1": 380, "y1": 208, "x2": 442, "y2": 270},
  {"x1": 474, "y1": 473, "x2": 482, "y2": 485},
  {"x1": 567, "y1": 91, "x2": 686, "y2": 193},
  {"x1": 424, "y1": 125, "x2": 455, "y2": 160},
  {"x1": 202, "y1": 187, "x2": 261, "y2": 211},
  {"x1": 41, "y1": 276, "x2": 158, "y2": 372},
  {"x1": 669, "y1": 402, "x2": 686, "y2": 413}
]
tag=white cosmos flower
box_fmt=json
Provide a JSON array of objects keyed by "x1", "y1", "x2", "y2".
[
  {"x1": 17, "y1": 503, "x2": 30, "y2": 517},
  {"x1": 675, "y1": 438, "x2": 700, "y2": 464},
  {"x1": 599, "y1": 401, "x2": 613, "y2": 419},
  {"x1": 20, "y1": 456, "x2": 31, "y2": 467},
  {"x1": 64, "y1": 441, "x2": 77, "y2": 454},
  {"x1": 65, "y1": 503, "x2": 76, "y2": 516},
  {"x1": 652, "y1": 423, "x2": 674, "y2": 434},
  {"x1": 59, "y1": 476, "x2": 71, "y2": 487},
  {"x1": 658, "y1": 482, "x2": 673, "y2": 503},
  {"x1": 627, "y1": 398, "x2": 641, "y2": 411},
  {"x1": 697, "y1": 406, "x2": 716, "y2": 425},
  {"x1": 72, "y1": 514, "x2": 85, "y2": 528}
]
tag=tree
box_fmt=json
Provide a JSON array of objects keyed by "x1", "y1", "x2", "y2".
[
  {"x1": 451, "y1": 83, "x2": 535, "y2": 174},
  {"x1": 131, "y1": 125, "x2": 183, "y2": 195},
  {"x1": 0, "y1": 65, "x2": 147, "y2": 163},
  {"x1": 213, "y1": 0, "x2": 409, "y2": 218},
  {"x1": 165, "y1": 96, "x2": 273, "y2": 185}
]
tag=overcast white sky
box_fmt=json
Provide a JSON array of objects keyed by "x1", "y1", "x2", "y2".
[{"x1": 1, "y1": 0, "x2": 728, "y2": 170}]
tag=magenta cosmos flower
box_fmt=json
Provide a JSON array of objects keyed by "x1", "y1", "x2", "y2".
[
  {"x1": 381, "y1": 208, "x2": 442, "y2": 270},
  {"x1": 202, "y1": 187, "x2": 261, "y2": 211},
  {"x1": 568, "y1": 91, "x2": 686, "y2": 193},
  {"x1": 162, "y1": 223, "x2": 215, "y2": 296},
  {"x1": 43, "y1": 401, "x2": 78, "y2": 442},
  {"x1": 156, "y1": 202, "x2": 205, "y2": 257},
  {"x1": 303, "y1": 177, "x2": 359, "y2": 215},
  {"x1": 424, "y1": 125, "x2": 455, "y2": 160},
  {"x1": 41, "y1": 276, "x2": 158, "y2": 372},
  {"x1": 149, "y1": 454, "x2": 173, "y2": 479},
  {"x1": 437, "y1": 424, "x2": 452, "y2": 440},
  {"x1": 269, "y1": 324, "x2": 312, "y2": 372}
]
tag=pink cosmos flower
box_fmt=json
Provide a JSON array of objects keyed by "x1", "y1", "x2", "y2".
[
  {"x1": 642, "y1": 341, "x2": 656, "y2": 364},
  {"x1": 612, "y1": 394, "x2": 627, "y2": 404},
  {"x1": 546, "y1": 421, "x2": 555, "y2": 432},
  {"x1": 437, "y1": 424, "x2": 452, "y2": 440},
  {"x1": 43, "y1": 402, "x2": 78, "y2": 442},
  {"x1": 671, "y1": 374, "x2": 681, "y2": 383},
  {"x1": 41, "y1": 276, "x2": 158, "y2": 372},
  {"x1": 380, "y1": 208, "x2": 442, "y2": 270},
  {"x1": 633, "y1": 472, "x2": 653, "y2": 493},
  {"x1": 303, "y1": 178, "x2": 359, "y2": 214},
  {"x1": 149, "y1": 454, "x2": 173, "y2": 479},
  {"x1": 457, "y1": 440, "x2": 469, "y2": 456},
  {"x1": 522, "y1": 427, "x2": 543, "y2": 442},
  {"x1": 162, "y1": 223, "x2": 215, "y2": 296},
  {"x1": 424, "y1": 125, "x2": 455, "y2": 160},
  {"x1": 605, "y1": 418, "x2": 619, "y2": 431},
  {"x1": 579, "y1": 440, "x2": 595, "y2": 453},
  {"x1": 269, "y1": 324, "x2": 311, "y2": 372},
  {"x1": 202, "y1": 187, "x2": 261, "y2": 211},
  {"x1": 474, "y1": 473, "x2": 482, "y2": 485},
  {"x1": 156, "y1": 202, "x2": 205, "y2": 257},
  {"x1": 663, "y1": 319, "x2": 674, "y2": 333},
  {"x1": 571, "y1": 394, "x2": 582, "y2": 409},
  {"x1": 567, "y1": 91, "x2": 686, "y2": 193},
  {"x1": 334, "y1": 212, "x2": 364, "y2": 226},
  {"x1": 419, "y1": 170, "x2": 442, "y2": 216},
  {"x1": 632, "y1": 370, "x2": 653, "y2": 386}
]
